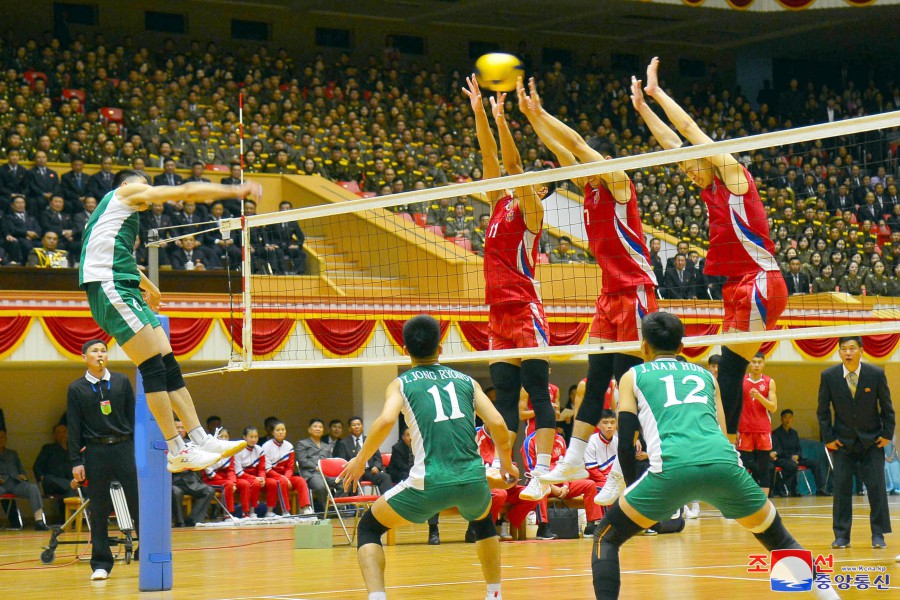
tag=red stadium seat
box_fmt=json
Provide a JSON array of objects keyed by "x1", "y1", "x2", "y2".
[
  {"x1": 62, "y1": 89, "x2": 86, "y2": 111},
  {"x1": 339, "y1": 181, "x2": 361, "y2": 194},
  {"x1": 99, "y1": 107, "x2": 124, "y2": 124},
  {"x1": 425, "y1": 225, "x2": 444, "y2": 237},
  {"x1": 205, "y1": 164, "x2": 230, "y2": 173},
  {"x1": 360, "y1": 192, "x2": 377, "y2": 198},
  {"x1": 318, "y1": 458, "x2": 380, "y2": 545},
  {"x1": 23, "y1": 70, "x2": 48, "y2": 87},
  {"x1": 453, "y1": 238, "x2": 473, "y2": 252},
  {"x1": 413, "y1": 213, "x2": 428, "y2": 227},
  {"x1": 399, "y1": 212, "x2": 414, "y2": 223},
  {"x1": 537, "y1": 253, "x2": 550, "y2": 264}
]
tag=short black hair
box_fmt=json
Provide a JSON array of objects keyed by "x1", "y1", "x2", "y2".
[
  {"x1": 586, "y1": 137, "x2": 616, "y2": 158},
  {"x1": 81, "y1": 338, "x2": 108, "y2": 354},
  {"x1": 328, "y1": 419, "x2": 342, "y2": 427},
  {"x1": 838, "y1": 336, "x2": 862, "y2": 347},
  {"x1": 348, "y1": 416, "x2": 363, "y2": 425},
  {"x1": 600, "y1": 409, "x2": 617, "y2": 420},
  {"x1": 559, "y1": 236, "x2": 572, "y2": 244},
  {"x1": 753, "y1": 352, "x2": 765, "y2": 359},
  {"x1": 113, "y1": 169, "x2": 148, "y2": 188},
  {"x1": 540, "y1": 180, "x2": 557, "y2": 200},
  {"x1": 263, "y1": 416, "x2": 280, "y2": 431},
  {"x1": 243, "y1": 426, "x2": 258, "y2": 436},
  {"x1": 403, "y1": 314, "x2": 441, "y2": 359},
  {"x1": 641, "y1": 312, "x2": 684, "y2": 353},
  {"x1": 309, "y1": 418, "x2": 324, "y2": 426},
  {"x1": 206, "y1": 415, "x2": 221, "y2": 425},
  {"x1": 781, "y1": 409, "x2": 793, "y2": 417},
  {"x1": 708, "y1": 354, "x2": 721, "y2": 366}
]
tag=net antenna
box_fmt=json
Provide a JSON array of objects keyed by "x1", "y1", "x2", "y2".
[
  {"x1": 204, "y1": 109, "x2": 900, "y2": 373},
  {"x1": 239, "y1": 92, "x2": 252, "y2": 371}
]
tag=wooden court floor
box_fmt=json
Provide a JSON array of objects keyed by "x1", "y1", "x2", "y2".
[{"x1": 1, "y1": 496, "x2": 897, "y2": 599}]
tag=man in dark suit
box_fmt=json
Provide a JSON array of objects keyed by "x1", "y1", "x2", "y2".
[
  {"x1": 266, "y1": 200, "x2": 307, "y2": 274},
  {"x1": 39, "y1": 195, "x2": 75, "y2": 251},
  {"x1": 648, "y1": 237, "x2": 665, "y2": 296},
  {"x1": 60, "y1": 158, "x2": 90, "y2": 215},
  {"x1": 856, "y1": 191, "x2": 884, "y2": 224},
  {"x1": 2, "y1": 196, "x2": 41, "y2": 264},
  {"x1": 169, "y1": 235, "x2": 220, "y2": 270},
  {"x1": 332, "y1": 416, "x2": 393, "y2": 493},
  {"x1": 826, "y1": 185, "x2": 855, "y2": 217},
  {"x1": 87, "y1": 157, "x2": 116, "y2": 201},
  {"x1": 152, "y1": 159, "x2": 184, "y2": 188},
  {"x1": 664, "y1": 254, "x2": 697, "y2": 299},
  {"x1": 0, "y1": 149, "x2": 29, "y2": 214},
  {"x1": 27, "y1": 151, "x2": 61, "y2": 215},
  {"x1": 219, "y1": 163, "x2": 245, "y2": 216},
  {"x1": 817, "y1": 336, "x2": 894, "y2": 549},
  {"x1": 771, "y1": 409, "x2": 826, "y2": 497},
  {"x1": 785, "y1": 257, "x2": 810, "y2": 295}
]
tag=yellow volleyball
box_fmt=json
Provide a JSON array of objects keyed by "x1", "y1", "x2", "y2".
[{"x1": 474, "y1": 53, "x2": 524, "y2": 92}]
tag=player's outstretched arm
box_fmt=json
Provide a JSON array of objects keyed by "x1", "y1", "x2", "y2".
[
  {"x1": 338, "y1": 379, "x2": 404, "y2": 490},
  {"x1": 630, "y1": 76, "x2": 683, "y2": 151},
  {"x1": 474, "y1": 381, "x2": 519, "y2": 482},
  {"x1": 118, "y1": 181, "x2": 261, "y2": 211},
  {"x1": 516, "y1": 78, "x2": 580, "y2": 170},
  {"x1": 642, "y1": 57, "x2": 748, "y2": 195},
  {"x1": 492, "y1": 93, "x2": 545, "y2": 233},
  {"x1": 463, "y1": 76, "x2": 501, "y2": 201}
]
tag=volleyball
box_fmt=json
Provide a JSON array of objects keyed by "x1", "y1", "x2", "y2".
[{"x1": 474, "y1": 53, "x2": 524, "y2": 92}]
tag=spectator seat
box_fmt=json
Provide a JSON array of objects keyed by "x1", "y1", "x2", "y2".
[
  {"x1": 338, "y1": 181, "x2": 361, "y2": 194},
  {"x1": 99, "y1": 107, "x2": 124, "y2": 124},
  {"x1": 425, "y1": 225, "x2": 444, "y2": 237},
  {"x1": 453, "y1": 238, "x2": 473, "y2": 252},
  {"x1": 413, "y1": 213, "x2": 428, "y2": 227}
]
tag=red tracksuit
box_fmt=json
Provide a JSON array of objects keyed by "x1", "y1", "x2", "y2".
[
  {"x1": 261, "y1": 439, "x2": 310, "y2": 512},
  {"x1": 202, "y1": 456, "x2": 248, "y2": 513},
  {"x1": 235, "y1": 444, "x2": 266, "y2": 512}
]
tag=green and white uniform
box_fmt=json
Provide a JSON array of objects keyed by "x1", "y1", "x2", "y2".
[
  {"x1": 79, "y1": 189, "x2": 160, "y2": 344},
  {"x1": 623, "y1": 358, "x2": 767, "y2": 521},
  {"x1": 384, "y1": 364, "x2": 491, "y2": 523}
]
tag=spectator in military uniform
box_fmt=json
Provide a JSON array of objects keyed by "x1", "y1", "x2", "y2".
[
  {"x1": 27, "y1": 231, "x2": 70, "y2": 268},
  {"x1": 426, "y1": 197, "x2": 453, "y2": 229},
  {"x1": 444, "y1": 202, "x2": 475, "y2": 240},
  {"x1": 472, "y1": 214, "x2": 490, "y2": 257},
  {"x1": 549, "y1": 236, "x2": 584, "y2": 264}
]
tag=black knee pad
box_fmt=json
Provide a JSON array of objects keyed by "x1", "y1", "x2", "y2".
[
  {"x1": 356, "y1": 509, "x2": 390, "y2": 548},
  {"x1": 470, "y1": 514, "x2": 497, "y2": 541},
  {"x1": 489, "y1": 362, "x2": 521, "y2": 433},
  {"x1": 613, "y1": 353, "x2": 643, "y2": 384},
  {"x1": 753, "y1": 512, "x2": 802, "y2": 552},
  {"x1": 576, "y1": 353, "x2": 615, "y2": 426},
  {"x1": 591, "y1": 502, "x2": 642, "y2": 600},
  {"x1": 718, "y1": 347, "x2": 750, "y2": 434},
  {"x1": 162, "y1": 352, "x2": 186, "y2": 393},
  {"x1": 521, "y1": 359, "x2": 554, "y2": 430},
  {"x1": 138, "y1": 354, "x2": 167, "y2": 394},
  {"x1": 592, "y1": 501, "x2": 644, "y2": 550}
]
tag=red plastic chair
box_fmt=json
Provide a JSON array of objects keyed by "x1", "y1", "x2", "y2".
[
  {"x1": 413, "y1": 213, "x2": 428, "y2": 227},
  {"x1": 400, "y1": 212, "x2": 414, "y2": 223},
  {"x1": 381, "y1": 453, "x2": 392, "y2": 468},
  {"x1": 796, "y1": 466, "x2": 813, "y2": 495},
  {"x1": 425, "y1": 225, "x2": 444, "y2": 237},
  {"x1": 360, "y1": 192, "x2": 377, "y2": 198},
  {"x1": 23, "y1": 71, "x2": 48, "y2": 87},
  {"x1": 318, "y1": 458, "x2": 380, "y2": 545},
  {"x1": 453, "y1": 238, "x2": 473, "y2": 252},
  {"x1": 62, "y1": 88, "x2": 86, "y2": 109},
  {"x1": 99, "y1": 107, "x2": 124, "y2": 124},
  {"x1": 537, "y1": 253, "x2": 550, "y2": 264},
  {"x1": 339, "y1": 180, "x2": 361, "y2": 195}
]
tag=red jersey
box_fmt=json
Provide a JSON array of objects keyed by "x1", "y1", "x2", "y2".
[
  {"x1": 701, "y1": 166, "x2": 778, "y2": 276},
  {"x1": 739, "y1": 374, "x2": 773, "y2": 434},
  {"x1": 584, "y1": 181, "x2": 656, "y2": 292},
  {"x1": 580, "y1": 377, "x2": 618, "y2": 411},
  {"x1": 524, "y1": 383, "x2": 560, "y2": 435},
  {"x1": 521, "y1": 432, "x2": 566, "y2": 471},
  {"x1": 484, "y1": 193, "x2": 542, "y2": 305},
  {"x1": 475, "y1": 427, "x2": 496, "y2": 465}
]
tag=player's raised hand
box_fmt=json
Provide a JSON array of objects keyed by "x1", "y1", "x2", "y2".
[
  {"x1": 236, "y1": 181, "x2": 263, "y2": 200},
  {"x1": 337, "y1": 456, "x2": 366, "y2": 493},
  {"x1": 630, "y1": 76, "x2": 647, "y2": 111},
  {"x1": 644, "y1": 56, "x2": 661, "y2": 96},
  {"x1": 462, "y1": 75, "x2": 484, "y2": 112},
  {"x1": 489, "y1": 92, "x2": 507, "y2": 121},
  {"x1": 142, "y1": 283, "x2": 162, "y2": 312}
]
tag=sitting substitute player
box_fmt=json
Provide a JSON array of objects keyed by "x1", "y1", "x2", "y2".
[
  {"x1": 339, "y1": 315, "x2": 518, "y2": 600},
  {"x1": 588, "y1": 312, "x2": 837, "y2": 600}
]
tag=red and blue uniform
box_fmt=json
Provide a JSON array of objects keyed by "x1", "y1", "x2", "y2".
[{"x1": 737, "y1": 374, "x2": 774, "y2": 452}]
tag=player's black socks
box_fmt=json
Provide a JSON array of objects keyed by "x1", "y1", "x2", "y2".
[
  {"x1": 576, "y1": 353, "x2": 615, "y2": 426},
  {"x1": 753, "y1": 512, "x2": 802, "y2": 551},
  {"x1": 613, "y1": 353, "x2": 643, "y2": 384},
  {"x1": 717, "y1": 347, "x2": 750, "y2": 434},
  {"x1": 521, "y1": 359, "x2": 554, "y2": 430},
  {"x1": 489, "y1": 362, "x2": 522, "y2": 434}
]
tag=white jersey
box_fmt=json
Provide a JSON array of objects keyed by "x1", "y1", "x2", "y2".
[
  {"x1": 235, "y1": 444, "x2": 264, "y2": 477},
  {"x1": 262, "y1": 439, "x2": 294, "y2": 472},
  {"x1": 585, "y1": 431, "x2": 618, "y2": 473}
]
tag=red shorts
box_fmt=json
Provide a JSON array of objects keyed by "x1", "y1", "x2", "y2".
[
  {"x1": 736, "y1": 432, "x2": 772, "y2": 452},
  {"x1": 722, "y1": 270, "x2": 787, "y2": 333},
  {"x1": 589, "y1": 285, "x2": 658, "y2": 341},
  {"x1": 489, "y1": 302, "x2": 550, "y2": 351}
]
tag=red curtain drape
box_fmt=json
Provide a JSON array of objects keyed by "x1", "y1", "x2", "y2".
[
  {"x1": 776, "y1": 0, "x2": 815, "y2": 9},
  {"x1": 227, "y1": 318, "x2": 295, "y2": 355},
  {"x1": 759, "y1": 340, "x2": 779, "y2": 356},
  {"x1": 383, "y1": 320, "x2": 450, "y2": 349},
  {"x1": 681, "y1": 324, "x2": 720, "y2": 358},
  {"x1": 43, "y1": 316, "x2": 110, "y2": 355},
  {"x1": 793, "y1": 338, "x2": 837, "y2": 358},
  {"x1": 168, "y1": 318, "x2": 214, "y2": 357},
  {"x1": 305, "y1": 319, "x2": 376, "y2": 356},
  {"x1": 862, "y1": 334, "x2": 900, "y2": 358},
  {"x1": 0, "y1": 316, "x2": 31, "y2": 356},
  {"x1": 550, "y1": 322, "x2": 589, "y2": 347},
  {"x1": 726, "y1": 0, "x2": 755, "y2": 8},
  {"x1": 457, "y1": 321, "x2": 490, "y2": 352}
]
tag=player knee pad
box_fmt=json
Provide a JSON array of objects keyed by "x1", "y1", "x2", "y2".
[
  {"x1": 356, "y1": 509, "x2": 389, "y2": 549},
  {"x1": 752, "y1": 512, "x2": 802, "y2": 551},
  {"x1": 593, "y1": 502, "x2": 643, "y2": 549},
  {"x1": 717, "y1": 347, "x2": 750, "y2": 434},
  {"x1": 521, "y1": 359, "x2": 554, "y2": 430},
  {"x1": 470, "y1": 514, "x2": 497, "y2": 541},
  {"x1": 591, "y1": 503, "x2": 641, "y2": 600},
  {"x1": 138, "y1": 354, "x2": 167, "y2": 394},
  {"x1": 162, "y1": 352, "x2": 186, "y2": 392},
  {"x1": 489, "y1": 362, "x2": 522, "y2": 433},
  {"x1": 577, "y1": 354, "x2": 615, "y2": 426},
  {"x1": 612, "y1": 353, "x2": 643, "y2": 383}
]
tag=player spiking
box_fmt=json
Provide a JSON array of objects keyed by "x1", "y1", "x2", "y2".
[
  {"x1": 515, "y1": 77, "x2": 657, "y2": 496},
  {"x1": 79, "y1": 170, "x2": 255, "y2": 471},
  {"x1": 462, "y1": 76, "x2": 556, "y2": 501},
  {"x1": 339, "y1": 315, "x2": 517, "y2": 600},
  {"x1": 589, "y1": 312, "x2": 838, "y2": 600},
  {"x1": 630, "y1": 58, "x2": 787, "y2": 437}
]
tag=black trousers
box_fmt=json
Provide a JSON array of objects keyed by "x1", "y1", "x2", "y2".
[
  {"x1": 83, "y1": 439, "x2": 140, "y2": 573},
  {"x1": 832, "y1": 443, "x2": 892, "y2": 540}
]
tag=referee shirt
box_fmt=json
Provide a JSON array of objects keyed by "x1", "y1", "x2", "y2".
[{"x1": 66, "y1": 369, "x2": 136, "y2": 468}]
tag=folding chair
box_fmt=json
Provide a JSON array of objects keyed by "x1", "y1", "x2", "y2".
[
  {"x1": 773, "y1": 467, "x2": 790, "y2": 497},
  {"x1": 318, "y1": 458, "x2": 379, "y2": 545},
  {"x1": 796, "y1": 466, "x2": 814, "y2": 495},
  {"x1": 1, "y1": 493, "x2": 23, "y2": 529}
]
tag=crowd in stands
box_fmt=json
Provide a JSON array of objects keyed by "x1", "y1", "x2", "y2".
[{"x1": 0, "y1": 30, "x2": 898, "y2": 293}]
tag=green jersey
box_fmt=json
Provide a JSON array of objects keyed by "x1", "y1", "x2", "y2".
[
  {"x1": 79, "y1": 189, "x2": 142, "y2": 288},
  {"x1": 631, "y1": 358, "x2": 739, "y2": 473},
  {"x1": 397, "y1": 364, "x2": 485, "y2": 490}
]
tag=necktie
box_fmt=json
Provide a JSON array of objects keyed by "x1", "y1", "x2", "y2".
[
  {"x1": 168, "y1": 175, "x2": 174, "y2": 186},
  {"x1": 354, "y1": 437, "x2": 361, "y2": 453},
  {"x1": 679, "y1": 271, "x2": 683, "y2": 283},
  {"x1": 76, "y1": 174, "x2": 82, "y2": 189},
  {"x1": 794, "y1": 275, "x2": 800, "y2": 290},
  {"x1": 847, "y1": 372, "x2": 858, "y2": 397}
]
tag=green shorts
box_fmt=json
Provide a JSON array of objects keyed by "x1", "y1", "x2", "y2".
[
  {"x1": 624, "y1": 462, "x2": 767, "y2": 522},
  {"x1": 85, "y1": 280, "x2": 160, "y2": 345},
  {"x1": 384, "y1": 479, "x2": 491, "y2": 524}
]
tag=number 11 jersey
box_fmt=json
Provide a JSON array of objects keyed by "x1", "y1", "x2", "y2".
[
  {"x1": 397, "y1": 364, "x2": 486, "y2": 490},
  {"x1": 630, "y1": 358, "x2": 739, "y2": 473}
]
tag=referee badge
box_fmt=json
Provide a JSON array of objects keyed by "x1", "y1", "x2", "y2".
[{"x1": 100, "y1": 400, "x2": 112, "y2": 415}]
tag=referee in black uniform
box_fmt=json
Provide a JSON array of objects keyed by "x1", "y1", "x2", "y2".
[{"x1": 68, "y1": 339, "x2": 140, "y2": 581}]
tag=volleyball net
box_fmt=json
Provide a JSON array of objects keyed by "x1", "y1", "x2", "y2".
[{"x1": 214, "y1": 110, "x2": 900, "y2": 370}]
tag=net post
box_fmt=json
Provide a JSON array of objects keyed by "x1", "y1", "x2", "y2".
[
  {"x1": 241, "y1": 213, "x2": 253, "y2": 370},
  {"x1": 147, "y1": 228, "x2": 160, "y2": 287}
]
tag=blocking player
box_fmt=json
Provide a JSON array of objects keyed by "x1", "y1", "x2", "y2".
[
  {"x1": 515, "y1": 78, "x2": 657, "y2": 495},
  {"x1": 738, "y1": 353, "x2": 778, "y2": 496},
  {"x1": 630, "y1": 58, "x2": 787, "y2": 437},
  {"x1": 463, "y1": 76, "x2": 555, "y2": 502},
  {"x1": 589, "y1": 311, "x2": 838, "y2": 600},
  {"x1": 79, "y1": 170, "x2": 254, "y2": 472},
  {"x1": 339, "y1": 314, "x2": 517, "y2": 600}
]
